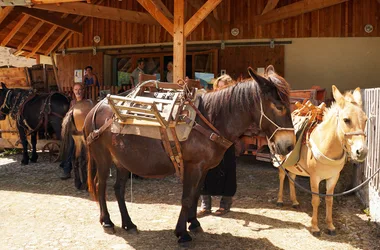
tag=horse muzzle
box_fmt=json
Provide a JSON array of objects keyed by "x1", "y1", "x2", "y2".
[
  {"x1": 272, "y1": 131, "x2": 296, "y2": 156},
  {"x1": 350, "y1": 145, "x2": 368, "y2": 162}
]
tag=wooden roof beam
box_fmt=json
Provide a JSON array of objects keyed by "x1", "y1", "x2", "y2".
[
  {"x1": 0, "y1": 0, "x2": 86, "y2": 5},
  {"x1": 255, "y1": 0, "x2": 349, "y2": 25},
  {"x1": 184, "y1": 0, "x2": 222, "y2": 37},
  {"x1": 32, "y1": 2, "x2": 159, "y2": 25},
  {"x1": 262, "y1": 0, "x2": 279, "y2": 15},
  {"x1": 137, "y1": 0, "x2": 173, "y2": 35},
  {"x1": 26, "y1": 25, "x2": 57, "y2": 58},
  {"x1": 17, "y1": 7, "x2": 82, "y2": 33},
  {"x1": 187, "y1": 0, "x2": 221, "y2": 34},
  {"x1": 0, "y1": 6, "x2": 14, "y2": 24},
  {"x1": 14, "y1": 20, "x2": 44, "y2": 54},
  {"x1": 1, "y1": 14, "x2": 29, "y2": 47},
  {"x1": 45, "y1": 29, "x2": 70, "y2": 55}
]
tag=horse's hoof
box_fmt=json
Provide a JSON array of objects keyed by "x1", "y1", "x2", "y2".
[
  {"x1": 312, "y1": 231, "x2": 321, "y2": 237},
  {"x1": 189, "y1": 226, "x2": 204, "y2": 234},
  {"x1": 327, "y1": 229, "x2": 336, "y2": 236},
  {"x1": 177, "y1": 233, "x2": 192, "y2": 244},
  {"x1": 21, "y1": 160, "x2": 29, "y2": 165},
  {"x1": 102, "y1": 224, "x2": 115, "y2": 234},
  {"x1": 292, "y1": 204, "x2": 300, "y2": 209},
  {"x1": 30, "y1": 159, "x2": 37, "y2": 163},
  {"x1": 125, "y1": 227, "x2": 138, "y2": 235},
  {"x1": 276, "y1": 202, "x2": 283, "y2": 207}
]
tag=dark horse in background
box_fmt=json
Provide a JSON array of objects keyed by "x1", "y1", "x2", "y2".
[
  {"x1": 0, "y1": 82, "x2": 70, "y2": 165},
  {"x1": 84, "y1": 66, "x2": 296, "y2": 245}
]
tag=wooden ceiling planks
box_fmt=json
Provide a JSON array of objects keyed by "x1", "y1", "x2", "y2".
[{"x1": 1, "y1": 14, "x2": 29, "y2": 47}]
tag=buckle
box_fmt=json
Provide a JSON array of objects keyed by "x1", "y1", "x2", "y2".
[{"x1": 209, "y1": 132, "x2": 218, "y2": 141}]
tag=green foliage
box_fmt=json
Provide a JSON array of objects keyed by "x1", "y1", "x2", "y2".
[{"x1": 0, "y1": 148, "x2": 22, "y2": 157}]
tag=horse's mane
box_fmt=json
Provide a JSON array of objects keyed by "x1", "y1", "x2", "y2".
[{"x1": 202, "y1": 73, "x2": 290, "y2": 122}]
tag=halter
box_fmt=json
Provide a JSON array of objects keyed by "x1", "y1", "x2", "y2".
[
  {"x1": 258, "y1": 98, "x2": 294, "y2": 142},
  {"x1": 336, "y1": 111, "x2": 366, "y2": 154},
  {"x1": 0, "y1": 89, "x2": 12, "y2": 113}
]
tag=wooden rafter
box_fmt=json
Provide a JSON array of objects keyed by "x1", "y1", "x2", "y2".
[
  {"x1": 137, "y1": 0, "x2": 174, "y2": 35},
  {"x1": 184, "y1": 0, "x2": 222, "y2": 37},
  {"x1": 0, "y1": 0, "x2": 86, "y2": 5},
  {"x1": 187, "y1": 0, "x2": 221, "y2": 34},
  {"x1": 262, "y1": 0, "x2": 279, "y2": 15},
  {"x1": 14, "y1": 21, "x2": 44, "y2": 54},
  {"x1": 1, "y1": 14, "x2": 29, "y2": 47},
  {"x1": 255, "y1": 0, "x2": 349, "y2": 25},
  {"x1": 77, "y1": 0, "x2": 104, "y2": 25},
  {"x1": 45, "y1": 29, "x2": 70, "y2": 55},
  {"x1": 18, "y1": 7, "x2": 82, "y2": 33},
  {"x1": 0, "y1": 6, "x2": 13, "y2": 24},
  {"x1": 32, "y1": 2, "x2": 159, "y2": 25},
  {"x1": 58, "y1": 31, "x2": 73, "y2": 49},
  {"x1": 27, "y1": 25, "x2": 57, "y2": 58}
]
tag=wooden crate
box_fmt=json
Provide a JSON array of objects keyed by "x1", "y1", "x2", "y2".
[{"x1": 0, "y1": 67, "x2": 31, "y2": 88}]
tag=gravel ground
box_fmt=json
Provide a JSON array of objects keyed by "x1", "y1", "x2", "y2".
[{"x1": 1, "y1": 153, "x2": 379, "y2": 250}]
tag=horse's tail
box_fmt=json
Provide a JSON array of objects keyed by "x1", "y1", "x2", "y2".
[
  {"x1": 87, "y1": 148, "x2": 98, "y2": 201},
  {"x1": 58, "y1": 109, "x2": 74, "y2": 161}
]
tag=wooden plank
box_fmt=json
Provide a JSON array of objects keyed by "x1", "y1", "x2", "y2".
[
  {"x1": 1, "y1": 14, "x2": 29, "y2": 47},
  {"x1": 255, "y1": 0, "x2": 349, "y2": 25},
  {"x1": 58, "y1": 31, "x2": 73, "y2": 49},
  {"x1": 15, "y1": 20, "x2": 44, "y2": 54},
  {"x1": 173, "y1": 0, "x2": 185, "y2": 82},
  {"x1": 33, "y1": 2, "x2": 159, "y2": 25},
  {"x1": 0, "y1": 6, "x2": 13, "y2": 24},
  {"x1": 137, "y1": 0, "x2": 174, "y2": 36},
  {"x1": 27, "y1": 25, "x2": 58, "y2": 58},
  {"x1": 184, "y1": 0, "x2": 222, "y2": 37},
  {"x1": 18, "y1": 7, "x2": 82, "y2": 33},
  {"x1": 0, "y1": 68, "x2": 30, "y2": 88},
  {"x1": 187, "y1": 0, "x2": 222, "y2": 35},
  {"x1": 262, "y1": 0, "x2": 280, "y2": 15},
  {"x1": 45, "y1": 29, "x2": 70, "y2": 55}
]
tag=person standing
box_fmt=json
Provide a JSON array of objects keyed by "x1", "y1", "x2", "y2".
[
  {"x1": 165, "y1": 61, "x2": 173, "y2": 83},
  {"x1": 130, "y1": 59, "x2": 145, "y2": 87},
  {"x1": 82, "y1": 66, "x2": 100, "y2": 88},
  {"x1": 60, "y1": 83, "x2": 92, "y2": 180},
  {"x1": 197, "y1": 74, "x2": 237, "y2": 217}
]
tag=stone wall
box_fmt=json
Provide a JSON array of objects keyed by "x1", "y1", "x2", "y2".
[{"x1": 0, "y1": 47, "x2": 35, "y2": 68}]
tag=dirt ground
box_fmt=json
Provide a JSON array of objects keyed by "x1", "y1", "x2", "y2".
[{"x1": 1, "y1": 153, "x2": 380, "y2": 250}]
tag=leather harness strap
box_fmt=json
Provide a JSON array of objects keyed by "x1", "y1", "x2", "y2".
[
  {"x1": 185, "y1": 101, "x2": 233, "y2": 149},
  {"x1": 86, "y1": 117, "x2": 113, "y2": 145}
]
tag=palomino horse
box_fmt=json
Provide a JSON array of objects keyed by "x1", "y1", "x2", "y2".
[
  {"x1": 0, "y1": 83, "x2": 70, "y2": 165},
  {"x1": 84, "y1": 65, "x2": 296, "y2": 245},
  {"x1": 60, "y1": 100, "x2": 94, "y2": 189},
  {"x1": 276, "y1": 85, "x2": 368, "y2": 236}
]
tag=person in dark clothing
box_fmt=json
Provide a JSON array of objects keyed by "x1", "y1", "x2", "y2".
[{"x1": 197, "y1": 74, "x2": 237, "y2": 217}]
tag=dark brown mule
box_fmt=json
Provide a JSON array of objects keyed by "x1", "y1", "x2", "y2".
[
  {"x1": 0, "y1": 82, "x2": 70, "y2": 165},
  {"x1": 60, "y1": 100, "x2": 94, "y2": 189},
  {"x1": 84, "y1": 65, "x2": 296, "y2": 245}
]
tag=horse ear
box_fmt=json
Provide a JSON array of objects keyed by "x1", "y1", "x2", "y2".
[
  {"x1": 248, "y1": 67, "x2": 268, "y2": 88},
  {"x1": 353, "y1": 87, "x2": 362, "y2": 106},
  {"x1": 1, "y1": 82, "x2": 7, "y2": 90},
  {"x1": 332, "y1": 85, "x2": 345, "y2": 106},
  {"x1": 265, "y1": 65, "x2": 275, "y2": 76}
]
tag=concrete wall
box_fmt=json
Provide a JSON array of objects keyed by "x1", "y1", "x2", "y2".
[
  {"x1": 0, "y1": 47, "x2": 35, "y2": 68},
  {"x1": 285, "y1": 38, "x2": 380, "y2": 97}
]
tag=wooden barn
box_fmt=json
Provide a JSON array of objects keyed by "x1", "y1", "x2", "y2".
[{"x1": 1, "y1": 0, "x2": 380, "y2": 225}]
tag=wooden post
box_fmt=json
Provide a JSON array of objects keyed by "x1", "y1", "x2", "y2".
[
  {"x1": 173, "y1": 0, "x2": 185, "y2": 83},
  {"x1": 50, "y1": 52, "x2": 61, "y2": 92}
]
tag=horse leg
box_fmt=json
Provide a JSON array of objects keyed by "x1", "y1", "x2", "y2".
[
  {"x1": 175, "y1": 163, "x2": 203, "y2": 244},
  {"x1": 277, "y1": 167, "x2": 286, "y2": 207},
  {"x1": 18, "y1": 125, "x2": 29, "y2": 165},
  {"x1": 288, "y1": 172, "x2": 300, "y2": 208},
  {"x1": 30, "y1": 132, "x2": 38, "y2": 163},
  {"x1": 73, "y1": 158, "x2": 81, "y2": 190},
  {"x1": 310, "y1": 176, "x2": 321, "y2": 236},
  {"x1": 95, "y1": 157, "x2": 114, "y2": 233},
  {"x1": 114, "y1": 168, "x2": 137, "y2": 233},
  {"x1": 325, "y1": 174, "x2": 340, "y2": 236},
  {"x1": 79, "y1": 146, "x2": 88, "y2": 190},
  {"x1": 187, "y1": 174, "x2": 206, "y2": 233}
]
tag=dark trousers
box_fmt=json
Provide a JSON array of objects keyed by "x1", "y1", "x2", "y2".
[{"x1": 60, "y1": 137, "x2": 74, "y2": 174}]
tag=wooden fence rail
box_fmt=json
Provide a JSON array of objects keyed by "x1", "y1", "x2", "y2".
[{"x1": 62, "y1": 85, "x2": 120, "y2": 103}]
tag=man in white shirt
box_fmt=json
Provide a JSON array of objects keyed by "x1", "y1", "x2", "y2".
[{"x1": 130, "y1": 59, "x2": 145, "y2": 87}]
